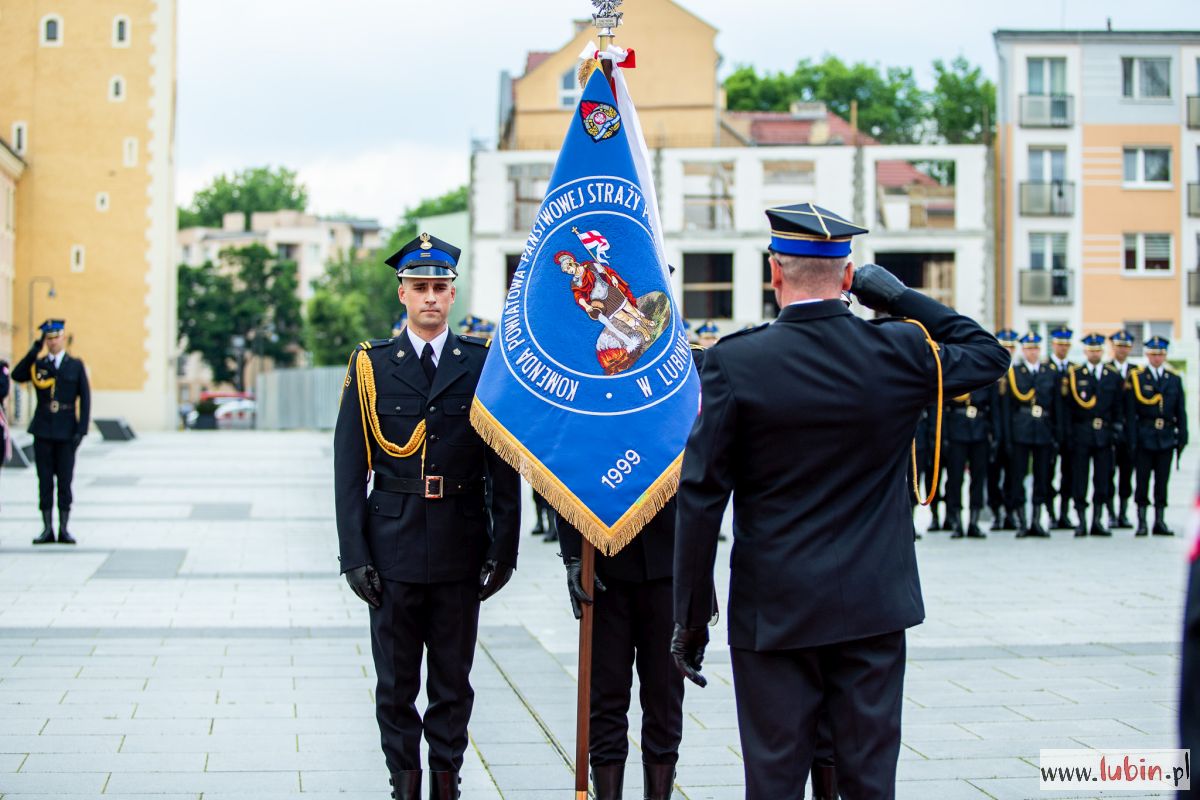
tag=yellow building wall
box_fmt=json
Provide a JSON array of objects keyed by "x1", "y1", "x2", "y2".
[
  {"x1": 0, "y1": 1, "x2": 176, "y2": 428},
  {"x1": 1079, "y1": 125, "x2": 1181, "y2": 333},
  {"x1": 510, "y1": 0, "x2": 718, "y2": 150}
]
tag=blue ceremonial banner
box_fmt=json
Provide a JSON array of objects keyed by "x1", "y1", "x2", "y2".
[{"x1": 471, "y1": 62, "x2": 700, "y2": 555}]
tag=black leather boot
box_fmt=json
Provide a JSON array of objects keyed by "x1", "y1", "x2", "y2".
[
  {"x1": 928, "y1": 505, "x2": 943, "y2": 532},
  {"x1": 1028, "y1": 505, "x2": 1050, "y2": 538},
  {"x1": 57, "y1": 510, "x2": 76, "y2": 545},
  {"x1": 389, "y1": 771, "x2": 421, "y2": 800},
  {"x1": 949, "y1": 510, "x2": 964, "y2": 539},
  {"x1": 811, "y1": 762, "x2": 838, "y2": 800},
  {"x1": 1014, "y1": 507, "x2": 1029, "y2": 538},
  {"x1": 643, "y1": 762, "x2": 675, "y2": 800},
  {"x1": 1115, "y1": 499, "x2": 1133, "y2": 529},
  {"x1": 428, "y1": 771, "x2": 459, "y2": 800},
  {"x1": 32, "y1": 510, "x2": 54, "y2": 545},
  {"x1": 1153, "y1": 506, "x2": 1174, "y2": 536},
  {"x1": 1002, "y1": 508, "x2": 1018, "y2": 530},
  {"x1": 1090, "y1": 507, "x2": 1111, "y2": 537},
  {"x1": 966, "y1": 509, "x2": 986, "y2": 538},
  {"x1": 1135, "y1": 506, "x2": 1149, "y2": 537},
  {"x1": 592, "y1": 763, "x2": 625, "y2": 800},
  {"x1": 1052, "y1": 499, "x2": 1073, "y2": 530},
  {"x1": 1073, "y1": 505, "x2": 1088, "y2": 537}
]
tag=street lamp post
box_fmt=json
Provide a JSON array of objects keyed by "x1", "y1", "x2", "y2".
[{"x1": 26, "y1": 276, "x2": 56, "y2": 348}]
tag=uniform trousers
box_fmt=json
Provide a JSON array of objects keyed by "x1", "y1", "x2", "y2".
[
  {"x1": 1008, "y1": 443, "x2": 1053, "y2": 509},
  {"x1": 1071, "y1": 444, "x2": 1113, "y2": 511},
  {"x1": 33, "y1": 436, "x2": 75, "y2": 512},
  {"x1": 369, "y1": 578, "x2": 479, "y2": 773},
  {"x1": 730, "y1": 630, "x2": 906, "y2": 800},
  {"x1": 1052, "y1": 441, "x2": 1074, "y2": 509},
  {"x1": 1135, "y1": 449, "x2": 1174, "y2": 508},
  {"x1": 944, "y1": 440, "x2": 988, "y2": 512},
  {"x1": 987, "y1": 452, "x2": 1009, "y2": 512},
  {"x1": 589, "y1": 577, "x2": 684, "y2": 767},
  {"x1": 1113, "y1": 441, "x2": 1135, "y2": 504}
]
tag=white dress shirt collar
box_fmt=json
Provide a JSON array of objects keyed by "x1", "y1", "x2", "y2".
[
  {"x1": 406, "y1": 326, "x2": 449, "y2": 366},
  {"x1": 51, "y1": 351, "x2": 65, "y2": 369}
]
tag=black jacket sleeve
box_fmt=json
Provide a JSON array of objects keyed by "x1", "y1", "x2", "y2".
[
  {"x1": 77, "y1": 361, "x2": 91, "y2": 435},
  {"x1": 0, "y1": 361, "x2": 10, "y2": 402},
  {"x1": 484, "y1": 447, "x2": 521, "y2": 569},
  {"x1": 332, "y1": 351, "x2": 372, "y2": 573},
  {"x1": 11, "y1": 340, "x2": 40, "y2": 383}
]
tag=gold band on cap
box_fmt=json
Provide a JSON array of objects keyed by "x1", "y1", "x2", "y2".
[{"x1": 770, "y1": 229, "x2": 851, "y2": 243}]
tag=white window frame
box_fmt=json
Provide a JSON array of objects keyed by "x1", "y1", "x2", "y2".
[
  {"x1": 1028, "y1": 232, "x2": 1068, "y2": 270},
  {"x1": 96, "y1": 192, "x2": 110, "y2": 212},
  {"x1": 69, "y1": 245, "x2": 85, "y2": 273},
  {"x1": 1122, "y1": 232, "x2": 1173, "y2": 275},
  {"x1": 109, "y1": 76, "x2": 126, "y2": 102},
  {"x1": 40, "y1": 14, "x2": 63, "y2": 47},
  {"x1": 1121, "y1": 56, "x2": 1171, "y2": 100},
  {"x1": 122, "y1": 137, "x2": 138, "y2": 167},
  {"x1": 1122, "y1": 146, "x2": 1172, "y2": 188},
  {"x1": 1028, "y1": 146, "x2": 1067, "y2": 182},
  {"x1": 1123, "y1": 320, "x2": 1174, "y2": 357},
  {"x1": 558, "y1": 67, "x2": 581, "y2": 109},
  {"x1": 11, "y1": 122, "x2": 27, "y2": 156},
  {"x1": 5, "y1": 185, "x2": 15, "y2": 232},
  {"x1": 112, "y1": 15, "x2": 130, "y2": 47}
]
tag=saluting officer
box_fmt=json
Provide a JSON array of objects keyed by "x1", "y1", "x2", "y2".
[
  {"x1": 1064, "y1": 334, "x2": 1125, "y2": 537},
  {"x1": 988, "y1": 329, "x2": 1020, "y2": 531},
  {"x1": 1106, "y1": 330, "x2": 1137, "y2": 528},
  {"x1": 13, "y1": 319, "x2": 90, "y2": 545},
  {"x1": 1046, "y1": 327, "x2": 1076, "y2": 530},
  {"x1": 1003, "y1": 332, "x2": 1061, "y2": 538},
  {"x1": 1130, "y1": 336, "x2": 1187, "y2": 537},
  {"x1": 670, "y1": 203, "x2": 1008, "y2": 799},
  {"x1": 333, "y1": 234, "x2": 521, "y2": 800},
  {"x1": 943, "y1": 373, "x2": 1000, "y2": 539}
]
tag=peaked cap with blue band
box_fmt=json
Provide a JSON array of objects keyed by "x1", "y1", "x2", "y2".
[
  {"x1": 1109, "y1": 329, "x2": 1134, "y2": 345},
  {"x1": 385, "y1": 232, "x2": 460, "y2": 279},
  {"x1": 1019, "y1": 331, "x2": 1043, "y2": 345},
  {"x1": 39, "y1": 319, "x2": 65, "y2": 338},
  {"x1": 1081, "y1": 333, "x2": 1106, "y2": 348},
  {"x1": 766, "y1": 203, "x2": 867, "y2": 258},
  {"x1": 995, "y1": 328, "x2": 1019, "y2": 343},
  {"x1": 696, "y1": 321, "x2": 719, "y2": 335},
  {"x1": 1144, "y1": 335, "x2": 1170, "y2": 353},
  {"x1": 1049, "y1": 326, "x2": 1073, "y2": 342}
]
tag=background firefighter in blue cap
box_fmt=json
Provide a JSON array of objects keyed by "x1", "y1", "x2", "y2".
[
  {"x1": 1045, "y1": 326, "x2": 1077, "y2": 530},
  {"x1": 1064, "y1": 334, "x2": 1125, "y2": 537},
  {"x1": 12, "y1": 319, "x2": 90, "y2": 545},
  {"x1": 333, "y1": 233, "x2": 521, "y2": 800},
  {"x1": 1106, "y1": 330, "x2": 1137, "y2": 528},
  {"x1": 1130, "y1": 336, "x2": 1187, "y2": 536},
  {"x1": 1002, "y1": 332, "x2": 1062, "y2": 538},
  {"x1": 988, "y1": 329, "x2": 1020, "y2": 531}
]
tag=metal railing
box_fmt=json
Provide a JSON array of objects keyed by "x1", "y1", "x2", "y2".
[
  {"x1": 1188, "y1": 96, "x2": 1200, "y2": 130},
  {"x1": 1189, "y1": 272, "x2": 1200, "y2": 306},
  {"x1": 1020, "y1": 94, "x2": 1074, "y2": 128},
  {"x1": 1019, "y1": 181, "x2": 1075, "y2": 216},
  {"x1": 1019, "y1": 269, "x2": 1073, "y2": 305},
  {"x1": 1189, "y1": 183, "x2": 1200, "y2": 217}
]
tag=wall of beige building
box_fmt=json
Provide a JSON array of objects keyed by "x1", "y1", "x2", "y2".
[{"x1": 0, "y1": 142, "x2": 25, "y2": 365}]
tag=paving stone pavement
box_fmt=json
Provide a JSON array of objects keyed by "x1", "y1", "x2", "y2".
[{"x1": 0, "y1": 431, "x2": 1194, "y2": 799}]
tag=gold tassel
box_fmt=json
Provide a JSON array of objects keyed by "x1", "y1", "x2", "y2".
[
  {"x1": 578, "y1": 58, "x2": 601, "y2": 89},
  {"x1": 471, "y1": 399, "x2": 680, "y2": 556}
]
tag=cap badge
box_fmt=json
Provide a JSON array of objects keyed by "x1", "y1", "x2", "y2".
[{"x1": 419, "y1": 233, "x2": 433, "y2": 251}]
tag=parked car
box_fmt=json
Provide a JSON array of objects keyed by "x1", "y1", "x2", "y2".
[
  {"x1": 215, "y1": 398, "x2": 256, "y2": 429},
  {"x1": 185, "y1": 393, "x2": 255, "y2": 428}
]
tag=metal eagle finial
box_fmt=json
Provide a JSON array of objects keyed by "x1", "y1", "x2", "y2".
[{"x1": 590, "y1": 0, "x2": 623, "y2": 40}]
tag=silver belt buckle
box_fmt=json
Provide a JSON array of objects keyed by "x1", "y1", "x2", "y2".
[
  {"x1": 1155, "y1": 418, "x2": 1165, "y2": 430},
  {"x1": 1092, "y1": 418, "x2": 1103, "y2": 431},
  {"x1": 49, "y1": 400, "x2": 60, "y2": 413},
  {"x1": 966, "y1": 406, "x2": 978, "y2": 419},
  {"x1": 424, "y1": 476, "x2": 444, "y2": 499},
  {"x1": 1031, "y1": 405, "x2": 1043, "y2": 418}
]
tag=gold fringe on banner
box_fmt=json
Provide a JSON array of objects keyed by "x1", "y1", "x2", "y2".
[{"x1": 471, "y1": 399, "x2": 682, "y2": 556}]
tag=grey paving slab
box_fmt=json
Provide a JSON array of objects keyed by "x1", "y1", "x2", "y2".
[
  {"x1": 104, "y1": 771, "x2": 301, "y2": 793},
  {"x1": 93, "y1": 549, "x2": 187, "y2": 579}
]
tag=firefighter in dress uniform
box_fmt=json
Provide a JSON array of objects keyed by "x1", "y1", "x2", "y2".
[
  {"x1": 988, "y1": 329, "x2": 1019, "y2": 531},
  {"x1": 1064, "y1": 334, "x2": 1124, "y2": 537},
  {"x1": 1106, "y1": 330, "x2": 1137, "y2": 529},
  {"x1": 1003, "y1": 332, "x2": 1062, "y2": 538},
  {"x1": 942, "y1": 375, "x2": 1000, "y2": 539},
  {"x1": 1046, "y1": 327, "x2": 1076, "y2": 530},
  {"x1": 1130, "y1": 336, "x2": 1187, "y2": 537}
]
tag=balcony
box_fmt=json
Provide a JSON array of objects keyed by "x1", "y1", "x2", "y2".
[
  {"x1": 1020, "y1": 94, "x2": 1075, "y2": 128},
  {"x1": 1190, "y1": 183, "x2": 1200, "y2": 217},
  {"x1": 1189, "y1": 96, "x2": 1200, "y2": 129},
  {"x1": 1189, "y1": 272, "x2": 1200, "y2": 306},
  {"x1": 1019, "y1": 181, "x2": 1075, "y2": 216},
  {"x1": 1019, "y1": 269, "x2": 1073, "y2": 305}
]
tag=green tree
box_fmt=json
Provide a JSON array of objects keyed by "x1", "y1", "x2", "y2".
[
  {"x1": 930, "y1": 57, "x2": 996, "y2": 144},
  {"x1": 384, "y1": 184, "x2": 469, "y2": 251},
  {"x1": 178, "y1": 243, "x2": 302, "y2": 388},
  {"x1": 178, "y1": 166, "x2": 308, "y2": 230}
]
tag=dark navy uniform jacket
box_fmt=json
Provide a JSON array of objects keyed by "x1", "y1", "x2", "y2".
[
  {"x1": 333, "y1": 331, "x2": 520, "y2": 583},
  {"x1": 12, "y1": 342, "x2": 90, "y2": 441},
  {"x1": 1002, "y1": 361, "x2": 1062, "y2": 447},
  {"x1": 943, "y1": 383, "x2": 999, "y2": 445},
  {"x1": 674, "y1": 291, "x2": 1009, "y2": 651},
  {"x1": 1129, "y1": 367, "x2": 1188, "y2": 452},
  {"x1": 1064, "y1": 363, "x2": 1124, "y2": 448}
]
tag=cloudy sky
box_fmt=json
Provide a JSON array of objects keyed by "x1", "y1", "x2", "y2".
[{"x1": 176, "y1": 0, "x2": 1195, "y2": 226}]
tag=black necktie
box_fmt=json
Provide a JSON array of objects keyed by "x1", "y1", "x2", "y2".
[{"x1": 421, "y1": 342, "x2": 436, "y2": 384}]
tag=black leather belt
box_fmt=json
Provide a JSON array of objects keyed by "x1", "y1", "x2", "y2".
[{"x1": 372, "y1": 474, "x2": 483, "y2": 500}]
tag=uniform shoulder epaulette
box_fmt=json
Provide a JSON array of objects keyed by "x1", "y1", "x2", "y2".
[
  {"x1": 1103, "y1": 363, "x2": 1120, "y2": 374},
  {"x1": 355, "y1": 337, "x2": 395, "y2": 352},
  {"x1": 688, "y1": 343, "x2": 706, "y2": 352},
  {"x1": 714, "y1": 322, "x2": 769, "y2": 344},
  {"x1": 1165, "y1": 365, "x2": 1179, "y2": 376},
  {"x1": 459, "y1": 334, "x2": 490, "y2": 348}
]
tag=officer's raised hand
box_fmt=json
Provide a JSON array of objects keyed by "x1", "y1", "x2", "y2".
[
  {"x1": 478, "y1": 559, "x2": 514, "y2": 602},
  {"x1": 850, "y1": 263, "x2": 907, "y2": 313},
  {"x1": 563, "y1": 556, "x2": 606, "y2": 620},
  {"x1": 344, "y1": 564, "x2": 382, "y2": 609},
  {"x1": 670, "y1": 623, "x2": 709, "y2": 688}
]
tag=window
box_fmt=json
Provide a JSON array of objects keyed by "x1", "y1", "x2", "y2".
[
  {"x1": 1124, "y1": 321, "x2": 1173, "y2": 357},
  {"x1": 109, "y1": 76, "x2": 125, "y2": 102},
  {"x1": 761, "y1": 253, "x2": 780, "y2": 319},
  {"x1": 123, "y1": 137, "x2": 138, "y2": 167},
  {"x1": 1122, "y1": 147, "x2": 1171, "y2": 185},
  {"x1": 1123, "y1": 233, "x2": 1172, "y2": 273},
  {"x1": 559, "y1": 67, "x2": 581, "y2": 109},
  {"x1": 276, "y1": 243, "x2": 297, "y2": 261},
  {"x1": 683, "y1": 161, "x2": 735, "y2": 231},
  {"x1": 507, "y1": 163, "x2": 552, "y2": 232},
  {"x1": 69, "y1": 245, "x2": 85, "y2": 273},
  {"x1": 1029, "y1": 232, "x2": 1067, "y2": 270},
  {"x1": 1122, "y1": 57, "x2": 1171, "y2": 99},
  {"x1": 1028, "y1": 147, "x2": 1067, "y2": 182},
  {"x1": 113, "y1": 16, "x2": 130, "y2": 47},
  {"x1": 40, "y1": 14, "x2": 63, "y2": 46},
  {"x1": 11, "y1": 122, "x2": 27, "y2": 156},
  {"x1": 1028, "y1": 57, "x2": 1067, "y2": 96},
  {"x1": 682, "y1": 252, "x2": 734, "y2": 319},
  {"x1": 96, "y1": 192, "x2": 109, "y2": 212},
  {"x1": 763, "y1": 160, "x2": 815, "y2": 185}
]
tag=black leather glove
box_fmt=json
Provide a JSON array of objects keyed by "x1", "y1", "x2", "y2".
[
  {"x1": 563, "y1": 556, "x2": 606, "y2": 620},
  {"x1": 850, "y1": 263, "x2": 907, "y2": 313},
  {"x1": 478, "y1": 559, "x2": 513, "y2": 602},
  {"x1": 344, "y1": 564, "x2": 382, "y2": 609},
  {"x1": 670, "y1": 623, "x2": 709, "y2": 688}
]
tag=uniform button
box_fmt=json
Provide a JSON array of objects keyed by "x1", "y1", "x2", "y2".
[
  {"x1": 428, "y1": 406, "x2": 436, "y2": 413},
  {"x1": 395, "y1": 405, "x2": 402, "y2": 412},
  {"x1": 429, "y1": 464, "x2": 437, "y2": 471},
  {"x1": 428, "y1": 434, "x2": 438, "y2": 443}
]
